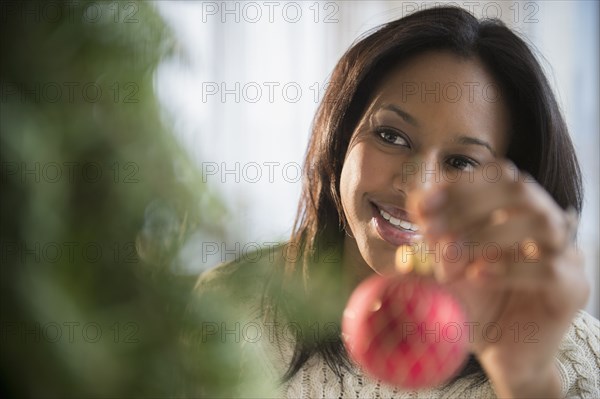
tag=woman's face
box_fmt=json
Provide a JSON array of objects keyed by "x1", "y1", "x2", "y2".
[{"x1": 340, "y1": 51, "x2": 510, "y2": 276}]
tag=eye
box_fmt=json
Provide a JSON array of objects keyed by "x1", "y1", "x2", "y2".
[
  {"x1": 447, "y1": 156, "x2": 478, "y2": 171},
  {"x1": 375, "y1": 127, "x2": 410, "y2": 147}
]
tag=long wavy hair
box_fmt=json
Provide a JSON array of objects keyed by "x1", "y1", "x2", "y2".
[{"x1": 266, "y1": 6, "x2": 583, "y2": 384}]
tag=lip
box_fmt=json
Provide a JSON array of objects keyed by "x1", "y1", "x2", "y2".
[{"x1": 370, "y1": 202, "x2": 421, "y2": 246}]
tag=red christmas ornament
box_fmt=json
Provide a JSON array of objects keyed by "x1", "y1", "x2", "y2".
[{"x1": 342, "y1": 272, "x2": 469, "y2": 389}]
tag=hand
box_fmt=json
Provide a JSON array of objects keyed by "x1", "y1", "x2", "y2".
[{"x1": 409, "y1": 160, "x2": 589, "y2": 397}]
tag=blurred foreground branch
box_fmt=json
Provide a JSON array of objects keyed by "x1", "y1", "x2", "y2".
[{"x1": 0, "y1": 1, "x2": 272, "y2": 397}]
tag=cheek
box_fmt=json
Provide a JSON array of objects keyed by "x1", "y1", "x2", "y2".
[
  {"x1": 340, "y1": 143, "x2": 393, "y2": 217},
  {"x1": 340, "y1": 147, "x2": 363, "y2": 206}
]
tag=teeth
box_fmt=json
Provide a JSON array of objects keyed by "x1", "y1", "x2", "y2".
[{"x1": 379, "y1": 208, "x2": 419, "y2": 232}]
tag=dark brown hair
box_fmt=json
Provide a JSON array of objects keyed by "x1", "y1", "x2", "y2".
[{"x1": 269, "y1": 5, "x2": 583, "y2": 384}]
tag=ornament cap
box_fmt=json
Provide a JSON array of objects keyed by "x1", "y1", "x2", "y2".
[{"x1": 395, "y1": 243, "x2": 434, "y2": 276}]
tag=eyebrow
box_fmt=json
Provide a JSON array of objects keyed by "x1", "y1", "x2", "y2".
[
  {"x1": 381, "y1": 104, "x2": 496, "y2": 156},
  {"x1": 455, "y1": 136, "x2": 496, "y2": 157},
  {"x1": 382, "y1": 104, "x2": 419, "y2": 126}
]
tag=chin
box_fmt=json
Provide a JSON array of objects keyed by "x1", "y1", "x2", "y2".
[{"x1": 363, "y1": 241, "x2": 397, "y2": 276}]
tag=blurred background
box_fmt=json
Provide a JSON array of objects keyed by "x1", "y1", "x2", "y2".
[
  {"x1": 1, "y1": 0, "x2": 271, "y2": 397},
  {"x1": 1, "y1": 1, "x2": 598, "y2": 397},
  {"x1": 156, "y1": 1, "x2": 599, "y2": 316}
]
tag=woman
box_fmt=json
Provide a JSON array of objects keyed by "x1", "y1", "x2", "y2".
[{"x1": 193, "y1": 6, "x2": 599, "y2": 398}]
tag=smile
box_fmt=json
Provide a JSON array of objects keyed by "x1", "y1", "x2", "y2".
[
  {"x1": 378, "y1": 209, "x2": 419, "y2": 232},
  {"x1": 370, "y1": 202, "x2": 421, "y2": 246}
]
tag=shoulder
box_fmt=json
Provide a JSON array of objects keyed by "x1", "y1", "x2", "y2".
[
  {"x1": 190, "y1": 243, "x2": 289, "y2": 320},
  {"x1": 556, "y1": 310, "x2": 600, "y2": 397}
]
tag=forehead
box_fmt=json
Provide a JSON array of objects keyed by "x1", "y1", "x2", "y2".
[
  {"x1": 374, "y1": 51, "x2": 499, "y2": 100},
  {"x1": 365, "y1": 51, "x2": 511, "y2": 153}
]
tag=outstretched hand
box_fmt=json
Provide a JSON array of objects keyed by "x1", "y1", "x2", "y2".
[{"x1": 408, "y1": 160, "x2": 589, "y2": 398}]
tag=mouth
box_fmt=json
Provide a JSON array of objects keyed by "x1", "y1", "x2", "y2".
[{"x1": 370, "y1": 201, "x2": 421, "y2": 246}]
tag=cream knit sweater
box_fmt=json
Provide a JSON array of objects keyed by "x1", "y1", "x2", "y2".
[
  {"x1": 280, "y1": 310, "x2": 599, "y2": 398},
  {"x1": 194, "y1": 260, "x2": 600, "y2": 398}
]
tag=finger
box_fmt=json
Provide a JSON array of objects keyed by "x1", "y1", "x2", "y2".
[
  {"x1": 459, "y1": 210, "x2": 567, "y2": 257},
  {"x1": 551, "y1": 247, "x2": 589, "y2": 312},
  {"x1": 425, "y1": 171, "x2": 566, "y2": 247},
  {"x1": 423, "y1": 165, "x2": 531, "y2": 235},
  {"x1": 417, "y1": 160, "x2": 519, "y2": 216},
  {"x1": 436, "y1": 230, "x2": 562, "y2": 289},
  {"x1": 502, "y1": 245, "x2": 568, "y2": 290},
  {"x1": 466, "y1": 239, "x2": 583, "y2": 292}
]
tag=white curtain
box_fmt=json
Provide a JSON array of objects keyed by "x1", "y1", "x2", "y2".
[{"x1": 156, "y1": 1, "x2": 598, "y2": 317}]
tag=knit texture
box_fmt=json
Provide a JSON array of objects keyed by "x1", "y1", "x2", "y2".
[
  {"x1": 282, "y1": 310, "x2": 599, "y2": 398},
  {"x1": 193, "y1": 260, "x2": 600, "y2": 398}
]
